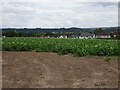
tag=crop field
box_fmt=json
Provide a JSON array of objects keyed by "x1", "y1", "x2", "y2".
[
  {"x1": 2, "y1": 37, "x2": 119, "y2": 57},
  {"x1": 2, "y1": 37, "x2": 119, "y2": 88}
]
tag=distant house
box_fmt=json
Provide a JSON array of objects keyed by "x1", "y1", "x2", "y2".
[
  {"x1": 2, "y1": 36, "x2": 6, "y2": 38},
  {"x1": 79, "y1": 32, "x2": 95, "y2": 39},
  {"x1": 110, "y1": 32, "x2": 120, "y2": 38},
  {"x1": 96, "y1": 33, "x2": 111, "y2": 38},
  {"x1": 59, "y1": 35, "x2": 67, "y2": 38},
  {"x1": 68, "y1": 35, "x2": 79, "y2": 38},
  {"x1": 64, "y1": 32, "x2": 96, "y2": 39}
]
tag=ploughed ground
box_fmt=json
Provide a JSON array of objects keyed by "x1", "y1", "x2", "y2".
[{"x1": 2, "y1": 52, "x2": 118, "y2": 88}]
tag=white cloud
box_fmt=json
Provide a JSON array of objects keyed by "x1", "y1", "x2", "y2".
[{"x1": 0, "y1": 0, "x2": 118, "y2": 28}]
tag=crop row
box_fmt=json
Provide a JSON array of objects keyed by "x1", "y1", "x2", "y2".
[{"x1": 2, "y1": 37, "x2": 119, "y2": 57}]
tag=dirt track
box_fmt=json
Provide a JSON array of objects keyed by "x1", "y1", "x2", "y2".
[{"x1": 2, "y1": 52, "x2": 118, "y2": 88}]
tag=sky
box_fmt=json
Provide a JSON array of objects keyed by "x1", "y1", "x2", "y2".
[{"x1": 0, "y1": 0, "x2": 119, "y2": 28}]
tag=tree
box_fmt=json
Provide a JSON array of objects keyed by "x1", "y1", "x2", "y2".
[{"x1": 94, "y1": 28, "x2": 104, "y2": 35}]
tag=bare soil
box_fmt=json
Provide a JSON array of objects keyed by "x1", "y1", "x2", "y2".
[{"x1": 2, "y1": 52, "x2": 118, "y2": 88}]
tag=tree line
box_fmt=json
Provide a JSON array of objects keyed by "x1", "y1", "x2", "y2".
[{"x1": 1, "y1": 28, "x2": 119, "y2": 39}]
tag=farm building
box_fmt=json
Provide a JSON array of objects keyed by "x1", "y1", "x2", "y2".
[
  {"x1": 79, "y1": 32, "x2": 95, "y2": 39},
  {"x1": 59, "y1": 32, "x2": 96, "y2": 39},
  {"x1": 59, "y1": 35, "x2": 67, "y2": 38},
  {"x1": 68, "y1": 35, "x2": 80, "y2": 38},
  {"x1": 110, "y1": 32, "x2": 120, "y2": 38},
  {"x1": 96, "y1": 33, "x2": 111, "y2": 38}
]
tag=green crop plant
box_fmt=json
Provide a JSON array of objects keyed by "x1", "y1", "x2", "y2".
[{"x1": 2, "y1": 37, "x2": 119, "y2": 57}]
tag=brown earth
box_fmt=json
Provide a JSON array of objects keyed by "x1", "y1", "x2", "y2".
[{"x1": 2, "y1": 52, "x2": 118, "y2": 88}]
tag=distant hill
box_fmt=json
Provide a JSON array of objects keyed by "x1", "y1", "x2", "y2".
[{"x1": 1, "y1": 27, "x2": 118, "y2": 33}]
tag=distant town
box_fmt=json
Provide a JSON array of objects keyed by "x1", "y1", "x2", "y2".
[{"x1": 1, "y1": 27, "x2": 120, "y2": 39}]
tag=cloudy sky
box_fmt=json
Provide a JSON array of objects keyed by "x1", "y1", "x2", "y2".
[{"x1": 0, "y1": 0, "x2": 119, "y2": 28}]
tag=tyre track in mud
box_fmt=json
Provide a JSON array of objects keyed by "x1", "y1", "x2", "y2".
[{"x1": 32, "y1": 59, "x2": 52, "y2": 88}]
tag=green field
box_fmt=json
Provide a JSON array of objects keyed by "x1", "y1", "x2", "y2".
[{"x1": 2, "y1": 37, "x2": 119, "y2": 57}]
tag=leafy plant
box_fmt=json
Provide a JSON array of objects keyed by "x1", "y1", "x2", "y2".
[{"x1": 2, "y1": 37, "x2": 119, "y2": 57}]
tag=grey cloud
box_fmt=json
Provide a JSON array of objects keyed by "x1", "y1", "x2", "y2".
[
  {"x1": 1, "y1": 1, "x2": 118, "y2": 28},
  {"x1": 92, "y1": 2, "x2": 118, "y2": 8}
]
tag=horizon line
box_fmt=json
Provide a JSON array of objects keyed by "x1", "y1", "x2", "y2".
[{"x1": 0, "y1": 26, "x2": 118, "y2": 29}]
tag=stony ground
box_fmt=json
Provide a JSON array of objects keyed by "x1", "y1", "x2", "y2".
[{"x1": 2, "y1": 52, "x2": 118, "y2": 88}]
